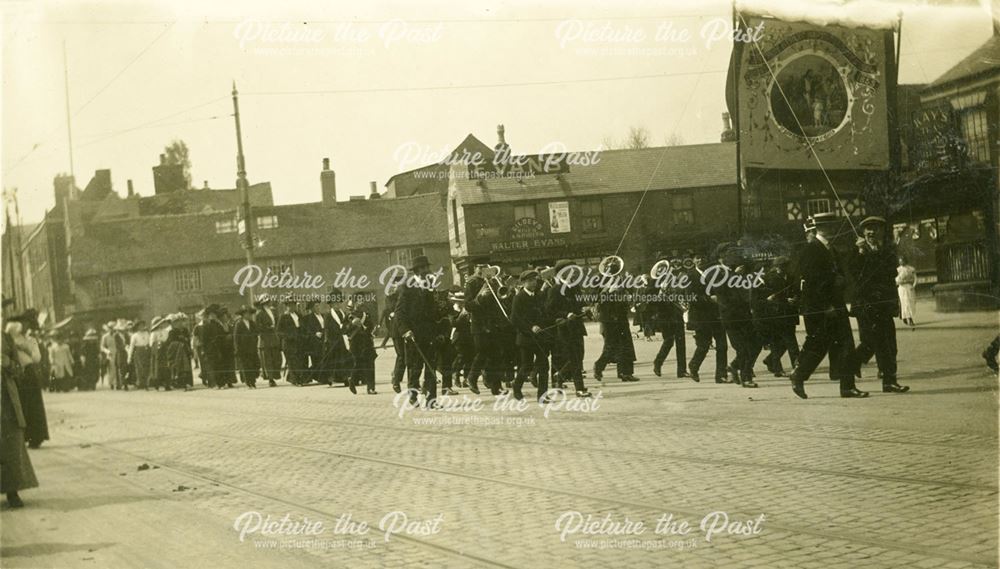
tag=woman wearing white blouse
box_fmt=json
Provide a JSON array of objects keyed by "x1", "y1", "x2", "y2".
[{"x1": 895, "y1": 257, "x2": 918, "y2": 328}]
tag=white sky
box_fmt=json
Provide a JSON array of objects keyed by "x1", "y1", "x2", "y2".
[{"x1": 2, "y1": 0, "x2": 992, "y2": 224}]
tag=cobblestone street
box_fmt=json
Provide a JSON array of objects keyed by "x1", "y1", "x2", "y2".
[{"x1": 3, "y1": 303, "x2": 998, "y2": 569}]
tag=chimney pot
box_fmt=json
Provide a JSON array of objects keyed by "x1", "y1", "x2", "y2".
[
  {"x1": 369, "y1": 181, "x2": 377, "y2": 195},
  {"x1": 159, "y1": 153, "x2": 166, "y2": 165},
  {"x1": 203, "y1": 180, "x2": 209, "y2": 189},
  {"x1": 127, "y1": 179, "x2": 135, "y2": 197},
  {"x1": 322, "y1": 157, "x2": 330, "y2": 171}
]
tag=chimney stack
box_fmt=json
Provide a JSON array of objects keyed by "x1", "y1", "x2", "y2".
[
  {"x1": 127, "y1": 179, "x2": 134, "y2": 197},
  {"x1": 159, "y1": 153, "x2": 167, "y2": 166},
  {"x1": 369, "y1": 181, "x2": 378, "y2": 199},
  {"x1": 494, "y1": 124, "x2": 510, "y2": 158},
  {"x1": 720, "y1": 112, "x2": 737, "y2": 142},
  {"x1": 320, "y1": 157, "x2": 337, "y2": 205},
  {"x1": 203, "y1": 180, "x2": 209, "y2": 189}
]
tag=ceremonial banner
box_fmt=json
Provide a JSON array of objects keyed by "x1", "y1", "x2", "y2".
[{"x1": 732, "y1": 16, "x2": 892, "y2": 170}]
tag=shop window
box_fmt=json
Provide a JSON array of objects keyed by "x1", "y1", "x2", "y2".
[
  {"x1": 256, "y1": 215, "x2": 279, "y2": 230},
  {"x1": 215, "y1": 218, "x2": 238, "y2": 234}
]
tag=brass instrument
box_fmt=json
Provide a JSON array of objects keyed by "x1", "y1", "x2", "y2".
[
  {"x1": 598, "y1": 255, "x2": 624, "y2": 277},
  {"x1": 649, "y1": 259, "x2": 672, "y2": 281}
]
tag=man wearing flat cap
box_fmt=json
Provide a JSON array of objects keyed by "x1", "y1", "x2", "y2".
[
  {"x1": 788, "y1": 212, "x2": 868, "y2": 399},
  {"x1": 395, "y1": 255, "x2": 441, "y2": 406},
  {"x1": 850, "y1": 215, "x2": 909, "y2": 393}
]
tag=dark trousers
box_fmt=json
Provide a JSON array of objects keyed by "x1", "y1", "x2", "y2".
[
  {"x1": 555, "y1": 334, "x2": 586, "y2": 392},
  {"x1": 793, "y1": 309, "x2": 859, "y2": 391},
  {"x1": 724, "y1": 320, "x2": 762, "y2": 383},
  {"x1": 452, "y1": 341, "x2": 473, "y2": 384},
  {"x1": 391, "y1": 334, "x2": 406, "y2": 388},
  {"x1": 470, "y1": 332, "x2": 501, "y2": 393},
  {"x1": 654, "y1": 326, "x2": 687, "y2": 375},
  {"x1": 689, "y1": 323, "x2": 728, "y2": 379},
  {"x1": 405, "y1": 337, "x2": 437, "y2": 400},
  {"x1": 436, "y1": 340, "x2": 455, "y2": 389},
  {"x1": 854, "y1": 309, "x2": 898, "y2": 382},
  {"x1": 352, "y1": 358, "x2": 376, "y2": 391},
  {"x1": 595, "y1": 321, "x2": 634, "y2": 376},
  {"x1": 515, "y1": 343, "x2": 550, "y2": 401},
  {"x1": 767, "y1": 326, "x2": 800, "y2": 370}
]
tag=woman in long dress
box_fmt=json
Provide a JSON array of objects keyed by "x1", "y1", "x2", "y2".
[
  {"x1": 896, "y1": 257, "x2": 918, "y2": 328},
  {"x1": 9, "y1": 316, "x2": 50, "y2": 448},
  {"x1": 2, "y1": 323, "x2": 39, "y2": 507}
]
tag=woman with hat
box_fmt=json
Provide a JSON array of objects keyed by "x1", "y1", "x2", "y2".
[
  {"x1": 79, "y1": 328, "x2": 101, "y2": 391},
  {"x1": 128, "y1": 321, "x2": 152, "y2": 390},
  {"x1": 48, "y1": 332, "x2": 76, "y2": 392},
  {"x1": 233, "y1": 306, "x2": 260, "y2": 388},
  {"x1": 7, "y1": 312, "x2": 50, "y2": 448},
  {"x1": 2, "y1": 313, "x2": 39, "y2": 507}
]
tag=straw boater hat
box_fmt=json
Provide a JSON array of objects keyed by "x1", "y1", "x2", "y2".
[
  {"x1": 83, "y1": 328, "x2": 99, "y2": 340},
  {"x1": 859, "y1": 215, "x2": 886, "y2": 228},
  {"x1": 803, "y1": 211, "x2": 837, "y2": 233}
]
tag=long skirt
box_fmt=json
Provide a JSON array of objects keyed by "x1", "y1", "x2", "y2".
[
  {"x1": 132, "y1": 346, "x2": 152, "y2": 389},
  {"x1": 898, "y1": 284, "x2": 916, "y2": 320},
  {"x1": 1, "y1": 381, "x2": 38, "y2": 494},
  {"x1": 18, "y1": 366, "x2": 50, "y2": 446}
]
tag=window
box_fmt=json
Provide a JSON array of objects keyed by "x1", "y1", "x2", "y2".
[
  {"x1": 215, "y1": 218, "x2": 237, "y2": 234},
  {"x1": 174, "y1": 267, "x2": 202, "y2": 292},
  {"x1": 960, "y1": 108, "x2": 990, "y2": 163},
  {"x1": 94, "y1": 274, "x2": 123, "y2": 299},
  {"x1": 671, "y1": 194, "x2": 694, "y2": 226},
  {"x1": 513, "y1": 204, "x2": 536, "y2": 221},
  {"x1": 806, "y1": 198, "x2": 831, "y2": 216},
  {"x1": 580, "y1": 200, "x2": 604, "y2": 233},
  {"x1": 256, "y1": 215, "x2": 279, "y2": 230},
  {"x1": 395, "y1": 247, "x2": 425, "y2": 268},
  {"x1": 264, "y1": 259, "x2": 293, "y2": 277}
]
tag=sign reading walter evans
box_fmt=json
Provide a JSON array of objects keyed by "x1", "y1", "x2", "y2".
[{"x1": 489, "y1": 217, "x2": 568, "y2": 253}]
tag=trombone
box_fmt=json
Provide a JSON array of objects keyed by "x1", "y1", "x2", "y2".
[{"x1": 477, "y1": 264, "x2": 510, "y2": 320}]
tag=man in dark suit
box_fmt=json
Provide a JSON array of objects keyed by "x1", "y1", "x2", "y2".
[
  {"x1": 301, "y1": 300, "x2": 330, "y2": 384},
  {"x1": 850, "y1": 216, "x2": 909, "y2": 393},
  {"x1": 465, "y1": 267, "x2": 506, "y2": 396},
  {"x1": 714, "y1": 246, "x2": 760, "y2": 388},
  {"x1": 545, "y1": 260, "x2": 592, "y2": 398},
  {"x1": 277, "y1": 300, "x2": 306, "y2": 385},
  {"x1": 789, "y1": 213, "x2": 868, "y2": 399},
  {"x1": 686, "y1": 253, "x2": 729, "y2": 383},
  {"x1": 648, "y1": 261, "x2": 690, "y2": 380},
  {"x1": 254, "y1": 296, "x2": 282, "y2": 387},
  {"x1": 380, "y1": 284, "x2": 406, "y2": 393},
  {"x1": 200, "y1": 304, "x2": 228, "y2": 389},
  {"x1": 232, "y1": 306, "x2": 260, "y2": 388},
  {"x1": 511, "y1": 270, "x2": 554, "y2": 402},
  {"x1": 395, "y1": 255, "x2": 441, "y2": 406}
]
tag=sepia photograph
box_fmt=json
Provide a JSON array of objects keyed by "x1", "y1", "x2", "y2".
[{"x1": 1, "y1": 0, "x2": 998, "y2": 567}]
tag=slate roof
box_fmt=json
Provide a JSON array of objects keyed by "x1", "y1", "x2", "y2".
[
  {"x1": 136, "y1": 183, "x2": 274, "y2": 216},
  {"x1": 71, "y1": 192, "x2": 448, "y2": 277},
  {"x1": 928, "y1": 35, "x2": 1000, "y2": 90},
  {"x1": 455, "y1": 142, "x2": 736, "y2": 205}
]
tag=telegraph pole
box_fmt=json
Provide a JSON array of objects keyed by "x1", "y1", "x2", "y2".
[
  {"x1": 63, "y1": 40, "x2": 75, "y2": 179},
  {"x1": 232, "y1": 82, "x2": 257, "y2": 300}
]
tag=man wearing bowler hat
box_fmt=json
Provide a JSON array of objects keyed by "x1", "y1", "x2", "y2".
[
  {"x1": 788, "y1": 212, "x2": 868, "y2": 399},
  {"x1": 850, "y1": 215, "x2": 909, "y2": 393},
  {"x1": 395, "y1": 255, "x2": 441, "y2": 406}
]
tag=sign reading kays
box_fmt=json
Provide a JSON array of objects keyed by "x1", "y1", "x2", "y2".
[{"x1": 730, "y1": 16, "x2": 892, "y2": 170}]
